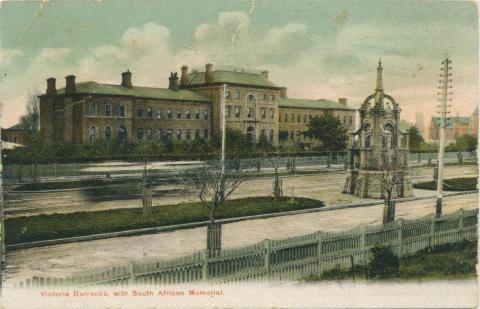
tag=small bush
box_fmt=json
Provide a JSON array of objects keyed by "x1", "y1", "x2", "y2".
[
  {"x1": 413, "y1": 177, "x2": 477, "y2": 191},
  {"x1": 369, "y1": 245, "x2": 400, "y2": 279}
]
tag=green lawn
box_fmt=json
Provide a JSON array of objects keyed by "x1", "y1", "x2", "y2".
[
  {"x1": 13, "y1": 179, "x2": 141, "y2": 191},
  {"x1": 413, "y1": 177, "x2": 477, "y2": 191},
  {"x1": 300, "y1": 241, "x2": 477, "y2": 282},
  {"x1": 5, "y1": 196, "x2": 324, "y2": 245}
]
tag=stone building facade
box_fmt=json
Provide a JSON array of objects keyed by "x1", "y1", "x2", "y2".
[
  {"x1": 343, "y1": 61, "x2": 414, "y2": 199},
  {"x1": 40, "y1": 64, "x2": 356, "y2": 146},
  {"x1": 278, "y1": 98, "x2": 356, "y2": 147}
]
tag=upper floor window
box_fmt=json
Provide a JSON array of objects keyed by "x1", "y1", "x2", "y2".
[
  {"x1": 146, "y1": 108, "x2": 153, "y2": 118},
  {"x1": 261, "y1": 94, "x2": 266, "y2": 101},
  {"x1": 247, "y1": 107, "x2": 254, "y2": 118},
  {"x1": 261, "y1": 108, "x2": 266, "y2": 119},
  {"x1": 226, "y1": 91, "x2": 231, "y2": 99},
  {"x1": 343, "y1": 116, "x2": 347, "y2": 124},
  {"x1": 270, "y1": 109, "x2": 275, "y2": 119},
  {"x1": 269, "y1": 95, "x2": 275, "y2": 101},
  {"x1": 349, "y1": 116, "x2": 353, "y2": 125},
  {"x1": 90, "y1": 103, "x2": 97, "y2": 116},
  {"x1": 303, "y1": 115, "x2": 307, "y2": 123},
  {"x1": 248, "y1": 94, "x2": 256, "y2": 103},
  {"x1": 119, "y1": 105, "x2": 126, "y2": 117},
  {"x1": 176, "y1": 109, "x2": 182, "y2": 119},
  {"x1": 235, "y1": 106, "x2": 241, "y2": 118},
  {"x1": 195, "y1": 110, "x2": 200, "y2": 119},
  {"x1": 226, "y1": 106, "x2": 231, "y2": 117},
  {"x1": 284, "y1": 113, "x2": 288, "y2": 122},
  {"x1": 136, "y1": 108, "x2": 143, "y2": 118},
  {"x1": 157, "y1": 108, "x2": 163, "y2": 119},
  {"x1": 234, "y1": 91, "x2": 240, "y2": 99},
  {"x1": 167, "y1": 109, "x2": 172, "y2": 119},
  {"x1": 105, "y1": 104, "x2": 112, "y2": 117},
  {"x1": 204, "y1": 110, "x2": 209, "y2": 120},
  {"x1": 186, "y1": 109, "x2": 191, "y2": 119},
  {"x1": 297, "y1": 114, "x2": 301, "y2": 122}
]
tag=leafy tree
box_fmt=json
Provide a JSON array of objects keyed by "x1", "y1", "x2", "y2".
[
  {"x1": 305, "y1": 113, "x2": 348, "y2": 151},
  {"x1": 369, "y1": 245, "x2": 400, "y2": 279},
  {"x1": 456, "y1": 134, "x2": 477, "y2": 152},
  {"x1": 408, "y1": 126, "x2": 424, "y2": 151}
]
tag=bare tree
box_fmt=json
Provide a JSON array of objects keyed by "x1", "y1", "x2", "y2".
[
  {"x1": 135, "y1": 141, "x2": 163, "y2": 216},
  {"x1": 378, "y1": 150, "x2": 405, "y2": 224},
  {"x1": 19, "y1": 92, "x2": 40, "y2": 132},
  {"x1": 189, "y1": 159, "x2": 248, "y2": 252},
  {"x1": 263, "y1": 148, "x2": 283, "y2": 202}
]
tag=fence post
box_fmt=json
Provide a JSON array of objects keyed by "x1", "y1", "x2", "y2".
[
  {"x1": 429, "y1": 214, "x2": 436, "y2": 249},
  {"x1": 128, "y1": 261, "x2": 136, "y2": 285},
  {"x1": 201, "y1": 250, "x2": 209, "y2": 282},
  {"x1": 458, "y1": 208, "x2": 465, "y2": 241},
  {"x1": 317, "y1": 232, "x2": 323, "y2": 274},
  {"x1": 264, "y1": 239, "x2": 271, "y2": 280},
  {"x1": 397, "y1": 219, "x2": 403, "y2": 258}
]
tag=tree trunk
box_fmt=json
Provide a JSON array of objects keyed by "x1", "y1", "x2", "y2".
[{"x1": 207, "y1": 207, "x2": 221, "y2": 253}]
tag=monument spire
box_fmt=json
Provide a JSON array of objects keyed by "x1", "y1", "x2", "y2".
[{"x1": 375, "y1": 58, "x2": 383, "y2": 92}]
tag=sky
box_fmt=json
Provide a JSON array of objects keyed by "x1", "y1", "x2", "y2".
[{"x1": 0, "y1": 0, "x2": 478, "y2": 128}]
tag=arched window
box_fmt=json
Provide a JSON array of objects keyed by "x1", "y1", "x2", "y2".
[
  {"x1": 90, "y1": 103, "x2": 97, "y2": 116},
  {"x1": 104, "y1": 126, "x2": 112, "y2": 139},
  {"x1": 247, "y1": 94, "x2": 256, "y2": 103},
  {"x1": 118, "y1": 125, "x2": 128, "y2": 143},
  {"x1": 89, "y1": 126, "x2": 96, "y2": 143},
  {"x1": 105, "y1": 104, "x2": 112, "y2": 117}
]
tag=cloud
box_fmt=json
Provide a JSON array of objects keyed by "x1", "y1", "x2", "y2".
[{"x1": 261, "y1": 23, "x2": 312, "y2": 64}]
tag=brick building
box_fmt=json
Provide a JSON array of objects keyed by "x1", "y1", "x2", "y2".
[
  {"x1": 39, "y1": 64, "x2": 356, "y2": 146},
  {"x1": 428, "y1": 115, "x2": 473, "y2": 144},
  {"x1": 1, "y1": 123, "x2": 31, "y2": 145}
]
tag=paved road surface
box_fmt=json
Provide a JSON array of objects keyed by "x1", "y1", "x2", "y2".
[
  {"x1": 5, "y1": 190, "x2": 477, "y2": 286},
  {"x1": 5, "y1": 165, "x2": 477, "y2": 216}
]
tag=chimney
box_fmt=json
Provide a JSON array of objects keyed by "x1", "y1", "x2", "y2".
[
  {"x1": 180, "y1": 65, "x2": 189, "y2": 86},
  {"x1": 261, "y1": 70, "x2": 269, "y2": 79},
  {"x1": 205, "y1": 63, "x2": 213, "y2": 83},
  {"x1": 121, "y1": 70, "x2": 132, "y2": 88},
  {"x1": 338, "y1": 98, "x2": 348, "y2": 106},
  {"x1": 168, "y1": 72, "x2": 179, "y2": 91},
  {"x1": 65, "y1": 75, "x2": 76, "y2": 94},
  {"x1": 46, "y1": 77, "x2": 57, "y2": 95},
  {"x1": 280, "y1": 87, "x2": 287, "y2": 99}
]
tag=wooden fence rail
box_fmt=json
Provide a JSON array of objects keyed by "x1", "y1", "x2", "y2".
[{"x1": 15, "y1": 208, "x2": 477, "y2": 287}]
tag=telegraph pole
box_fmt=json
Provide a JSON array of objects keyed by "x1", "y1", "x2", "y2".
[
  {"x1": 436, "y1": 56, "x2": 453, "y2": 215},
  {"x1": 0, "y1": 127, "x2": 4, "y2": 296},
  {"x1": 221, "y1": 84, "x2": 227, "y2": 175}
]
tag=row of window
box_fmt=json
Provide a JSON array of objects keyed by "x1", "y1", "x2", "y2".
[
  {"x1": 136, "y1": 128, "x2": 208, "y2": 141},
  {"x1": 281, "y1": 113, "x2": 354, "y2": 126},
  {"x1": 136, "y1": 108, "x2": 209, "y2": 120},
  {"x1": 226, "y1": 106, "x2": 275, "y2": 120},
  {"x1": 226, "y1": 92, "x2": 275, "y2": 102},
  {"x1": 89, "y1": 103, "x2": 126, "y2": 117}
]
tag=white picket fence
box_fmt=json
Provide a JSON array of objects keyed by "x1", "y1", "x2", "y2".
[{"x1": 15, "y1": 208, "x2": 478, "y2": 287}]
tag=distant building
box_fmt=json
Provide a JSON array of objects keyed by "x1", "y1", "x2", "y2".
[
  {"x1": 414, "y1": 112, "x2": 426, "y2": 139},
  {"x1": 428, "y1": 115, "x2": 472, "y2": 144},
  {"x1": 1, "y1": 123, "x2": 31, "y2": 145},
  {"x1": 472, "y1": 107, "x2": 478, "y2": 138},
  {"x1": 39, "y1": 64, "x2": 356, "y2": 146}
]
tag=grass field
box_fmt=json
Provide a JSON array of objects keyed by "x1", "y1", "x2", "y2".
[
  {"x1": 300, "y1": 241, "x2": 477, "y2": 282},
  {"x1": 413, "y1": 177, "x2": 477, "y2": 191},
  {"x1": 5, "y1": 196, "x2": 324, "y2": 245}
]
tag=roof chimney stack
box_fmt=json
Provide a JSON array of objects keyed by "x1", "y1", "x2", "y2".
[
  {"x1": 65, "y1": 75, "x2": 76, "y2": 94},
  {"x1": 338, "y1": 98, "x2": 348, "y2": 106},
  {"x1": 46, "y1": 77, "x2": 57, "y2": 95},
  {"x1": 169, "y1": 72, "x2": 179, "y2": 91},
  {"x1": 180, "y1": 65, "x2": 189, "y2": 86},
  {"x1": 261, "y1": 70, "x2": 269, "y2": 79},
  {"x1": 205, "y1": 63, "x2": 213, "y2": 83},
  {"x1": 121, "y1": 70, "x2": 132, "y2": 88}
]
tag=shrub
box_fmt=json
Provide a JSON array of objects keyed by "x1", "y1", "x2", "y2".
[{"x1": 369, "y1": 245, "x2": 400, "y2": 279}]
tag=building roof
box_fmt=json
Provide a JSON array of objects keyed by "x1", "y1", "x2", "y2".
[
  {"x1": 279, "y1": 98, "x2": 356, "y2": 111},
  {"x1": 431, "y1": 116, "x2": 471, "y2": 128},
  {"x1": 187, "y1": 71, "x2": 279, "y2": 88},
  {"x1": 52, "y1": 82, "x2": 211, "y2": 102},
  {"x1": 6, "y1": 123, "x2": 24, "y2": 130}
]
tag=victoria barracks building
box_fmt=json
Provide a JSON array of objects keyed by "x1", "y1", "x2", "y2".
[{"x1": 39, "y1": 64, "x2": 356, "y2": 147}]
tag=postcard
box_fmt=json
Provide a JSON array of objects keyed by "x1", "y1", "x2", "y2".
[{"x1": 0, "y1": 0, "x2": 478, "y2": 308}]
